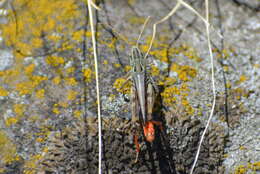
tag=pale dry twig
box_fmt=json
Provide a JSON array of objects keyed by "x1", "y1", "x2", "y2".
[
  {"x1": 144, "y1": 1, "x2": 217, "y2": 173},
  {"x1": 87, "y1": 0, "x2": 102, "y2": 174}
]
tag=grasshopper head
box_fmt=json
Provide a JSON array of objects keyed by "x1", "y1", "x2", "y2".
[
  {"x1": 130, "y1": 46, "x2": 145, "y2": 73},
  {"x1": 143, "y1": 121, "x2": 155, "y2": 142}
]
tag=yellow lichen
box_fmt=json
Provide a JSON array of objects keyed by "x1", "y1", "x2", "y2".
[
  {"x1": 150, "y1": 49, "x2": 168, "y2": 63},
  {"x1": 0, "y1": 87, "x2": 9, "y2": 97},
  {"x1": 128, "y1": 0, "x2": 136, "y2": 5},
  {"x1": 234, "y1": 165, "x2": 247, "y2": 174},
  {"x1": 0, "y1": 68, "x2": 21, "y2": 84},
  {"x1": 72, "y1": 30, "x2": 84, "y2": 41},
  {"x1": 35, "y1": 89, "x2": 45, "y2": 99},
  {"x1": 31, "y1": 38, "x2": 43, "y2": 48},
  {"x1": 161, "y1": 87, "x2": 179, "y2": 105},
  {"x1": 46, "y1": 56, "x2": 65, "y2": 67},
  {"x1": 108, "y1": 94, "x2": 116, "y2": 101},
  {"x1": 83, "y1": 68, "x2": 93, "y2": 82},
  {"x1": 222, "y1": 65, "x2": 228, "y2": 72},
  {"x1": 170, "y1": 63, "x2": 197, "y2": 82},
  {"x1": 222, "y1": 49, "x2": 230, "y2": 58},
  {"x1": 127, "y1": 16, "x2": 146, "y2": 25},
  {"x1": 52, "y1": 103, "x2": 60, "y2": 115},
  {"x1": 15, "y1": 76, "x2": 47, "y2": 95},
  {"x1": 107, "y1": 38, "x2": 117, "y2": 49},
  {"x1": 52, "y1": 76, "x2": 61, "y2": 85},
  {"x1": 114, "y1": 63, "x2": 121, "y2": 68},
  {"x1": 24, "y1": 63, "x2": 36, "y2": 76},
  {"x1": 226, "y1": 81, "x2": 232, "y2": 89},
  {"x1": 65, "y1": 77, "x2": 78, "y2": 86},
  {"x1": 238, "y1": 75, "x2": 247, "y2": 83},
  {"x1": 52, "y1": 106, "x2": 60, "y2": 115},
  {"x1": 103, "y1": 60, "x2": 108, "y2": 65},
  {"x1": 23, "y1": 154, "x2": 44, "y2": 174},
  {"x1": 58, "y1": 101, "x2": 68, "y2": 108},
  {"x1": 15, "y1": 81, "x2": 34, "y2": 95},
  {"x1": 253, "y1": 64, "x2": 260, "y2": 68},
  {"x1": 113, "y1": 77, "x2": 131, "y2": 94},
  {"x1": 13, "y1": 104, "x2": 26, "y2": 117},
  {"x1": 233, "y1": 161, "x2": 260, "y2": 174},
  {"x1": 0, "y1": 168, "x2": 5, "y2": 173},
  {"x1": 66, "y1": 67, "x2": 75, "y2": 74},
  {"x1": 0, "y1": 131, "x2": 19, "y2": 165},
  {"x1": 151, "y1": 65, "x2": 160, "y2": 76},
  {"x1": 5, "y1": 117, "x2": 18, "y2": 127},
  {"x1": 163, "y1": 77, "x2": 177, "y2": 86},
  {"x1": 74, "y1": 110, "x2": 82, "y2": 119},
  {"x1": 36, "y1": 137, "x2": 44, "y2": 143},
  {"x1": 124, "y1": 65, "x2": 131, "y2": 72},
  {"x1": 67, "y1": 90, "x2": 78, "y2": 101}
]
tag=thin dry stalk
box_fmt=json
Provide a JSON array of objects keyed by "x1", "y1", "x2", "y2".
[
  {"x1": 136, "y1": 16, "x2": 150, "y2": 47},
  {"x1": 87, "y1": 1, "x2": 102, "y2": 174},
  {"x1": 189, "y1": 0, "x2": 216, "y2": 173},
  {"x1": 144, "y1": 0, "x2": 212, "y2": 59},
  {"x1": 143, "y1": 0, "x2": 217, "y2": 173}
]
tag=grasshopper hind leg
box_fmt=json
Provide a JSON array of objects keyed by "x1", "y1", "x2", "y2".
[
  {"x1": 131, "y1": 85, "x2": 139, "y2": 123},
  {"x1": 147, "y1": 82, "x2": 155, "y2": 121}
]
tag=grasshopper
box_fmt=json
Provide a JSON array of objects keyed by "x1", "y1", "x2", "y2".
[{"x1": 121, "y1": 46, "x2": 163, "y2": 162}]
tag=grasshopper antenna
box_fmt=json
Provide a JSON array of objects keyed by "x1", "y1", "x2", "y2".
[{"x1": 136, "y1": 16, "x2": 151, "y2": 48}]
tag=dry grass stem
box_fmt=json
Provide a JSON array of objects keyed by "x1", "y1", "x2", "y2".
[
  {"x1": 142, "y1": 0, "x2": 217, "y2": 173},
  {"x1": 189, "y1": 0, "x2": 216, "y2": 173},
  {"x1": 87, "y1": 0, "x2": 102, "y2": 174}
]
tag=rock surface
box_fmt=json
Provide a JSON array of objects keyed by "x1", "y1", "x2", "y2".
[{"x1": 40, "y1": 116, "x2": 226, "y2": 174}]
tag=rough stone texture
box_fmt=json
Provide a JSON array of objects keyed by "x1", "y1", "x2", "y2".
[
  {"x1": 0, "y1": 50, "x2": 13, "y2": 71},
  {"x1": 40, "y1": 116, "x2": 226, "y2": 174},
  {"x1": 0, "y1": 0, "x2": 259, "y2": 173}
]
